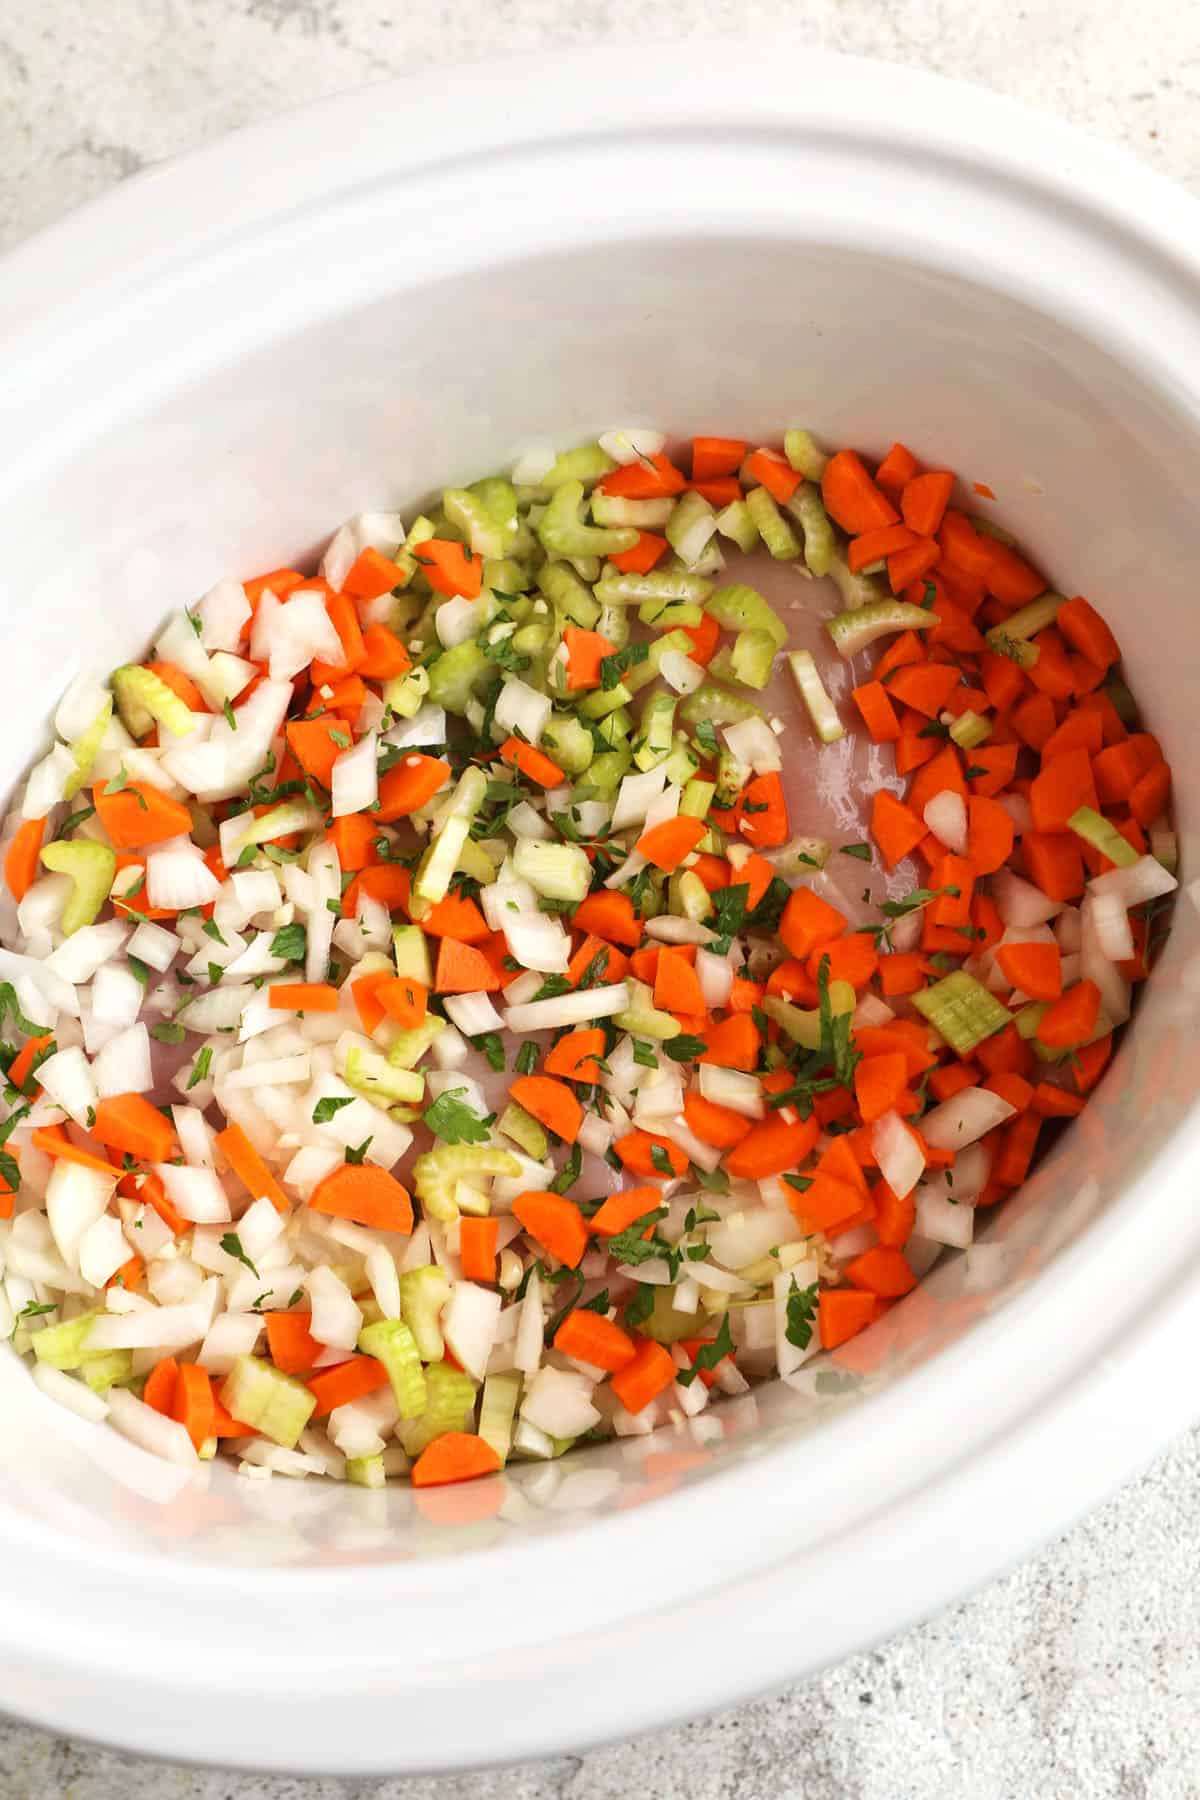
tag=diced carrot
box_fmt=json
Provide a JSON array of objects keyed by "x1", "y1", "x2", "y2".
[
  {"x1": 309, "y1": 1163, "x2": 413, "y2": 1234},
  {"x1": 571, "y1": 890, "x2": 643, "y2": 948},
  {"x1": 374, "y1": 976, "x2": 428, "y2": 1030},
  {"x1": 876, "y1": 629, "x2": 927, "y2": 680},
  {"x1": 886, "y1": 662, "x2": 960, "y2": 719},
  {"x1": 744, "y1": 447, "x2": 801, "y2": 502},
  {"x1": 1011, "y1": 691, "x2": 1058, "y2": 751},
  {"x1": 818, "y1": 1289, "x2": 882, "y2": 1350},
  {"x1": 1023, "y1": 831, "x2": 1084, "y2": 902},
  {"x1": 975, "y1": 1022, "x2": 1035, "y2": 1081},
  {"x1": 411, "y1": 1431, "x2": 501, "y2": 1488},
  {"x1": 874, "y1": 442, "x2": 920, "y2": 497},
  {"x1": 696, "y1": 1015, "x2": 761, "y2": 1071},
  {"x1": 108, "y1": 1254, "x2": 143, "y2": 1293},
  {"x1": 415, "y1": 539, "x2": 483, "y2": 598},
  {"x1": 808, "y1": 933, "x2": 877, "y2": 990},
  {"x1": 636, "y1": 815, "x2": 707, "y2": 871},
  {"x1": 92, "y1": 780, "x2": 192, "y2": 851},
  {"x1": 343, "y1": 547, "x2": 407, "y2": 601},
  {"x1": 1056, "y1": 596, "x2": 1120, "y2": 670},
  {"x1": 512, "y1": 1189, "x2": 589, "y2": 1267},
  {"x1": 982, "y1": 1071, "x2": 1034, "y2": 1113},
  {"x1": 724, "y1": 1110, "x2": 819, "y2": 1181},
  {"x1": 91, "y1": 1094, "x2": 177, "y2": 1163},
  {"x1": 995, "y1": 941, "x2": 1063, "y2": 1002},
  {"x1": 143, "y1": 1357, "x2": 180, "y2": 1417},
  {"x1": 307, "y1": 1356, "x2": 391, "y2": 1418},
  {"x1": 563, "y1": 625, "x2": 616, "y2": 691},
  {"x1": 610, "y1": 1338, "x2": 678, "y2": 1414},
  {"x1": 968, "y1": 742, "x2": 1020, "y2": 798},
  {"x1": 887, "y1": 538, "x2": 940, "y2": 594},
  {"x1": 1073, "y1": 1034, "x2": 1113, "y2": 1093},
  {"x1": 608, "y1": 531, "x2": 669, "y2": 575},
  {"x1": 460, "y1": 1217, "x2": 500, "y2": 1284},
  {"x1": 848, "y1": 523, "x2": 919, "y2": 573},
  {"x1": 544, "y1": 1028, "x2": 606, "y2": 1083},
  {"x1": 7, "y1": 1031, "x2": 53, "y2": 1096},
  {"x1": 680, "y1": 610, "x2": 720, "y2": 667},
  {"x1": 992, "y1": 1111, "x2": 1042, "y2": 1187},
  {"x1": 654, "y1": 947, "x2": 705, "y2": 1015},
  {"x1": 1032, "y1": 1081, "x2": 1086, "y2": 1118},
  {"x1": 265, "y1": 1311, "x2": 321, "y2": 1375},
  {"x1": 356, "y1": 621, "x2": 411, "y2": 680},
  {"x1": 901, "y1": 471, "x2": 955, "y2": 537},
  {"x1": 692, "y1": 436, "x2": 747, "y2": 481},
  {"x1": 597, "y1": 454, "x2": 687, "y2": 499},
  {"x1": 690, "y1": 852, "x2": 730, "y2": 893},
  {"x1": 907, "y1": 744, "x2": 968, "y2": 818},
  {"x1": 328, "y1": 812, "x2": 381, "y2": 873},
  {"x1": 285, "y1": 716, "x2": 350, "y2": 789},
  {"x1": 879, "y1": 951, "x2": 927, "y2": 997},
  {"x1": 376, "y1": 753, "x2": 452, "y2": 821},
  {"x1": 870, "y1": 791, "x2": 927, "y2": 869},
  {"x1": 510, "y1": 1074, "x2": 583, "y2": 1144},
  {"x1": 681, "y1": 1090, "x2": 753, "y2": 1149},
  {"x1": 985, "y1": 542, "x2": 1046, "y2": 605},
  {"x1": 1025, "y1": 629, "x2": 1076, "y2": 701},
  {"x1": 173, "y1": 1363, "x2": 217, "y2": 1453},
  {"x1": 845, "y1": 1246, "x2": 917, "y2": 1298},
  {"x1": 4, "y1": 816, "x2": 46, "y2": 902},
  {"x1": 822, "y1": 449, "x2": 899, "y2": 534},
  {"x1": 1036, "y1": 979, "x2": 1101, "y2": 1050},
  {"x1": 589, "y1": 1185, "x2": 664, "y2": 1237},
  {"x1": 613, "y1": 1130, "x2": 689, "y2": 1178},
  {"x1": 928, "y1": 1061, "x2": 978, "y2": 1103},
  {"x1": 852, "y1": 680, "x2": 902, "y2": 743},
  {"x1": 737, "y1": 772, "x2": 790, "y2": 849},
  {"x1": 554, "y1": 1309, "x2": 637, "y2": 1373},
  {"x1": 243, "y1": 568, "x2": 304, "y2": 607},
  {"x1": 854, "y1": 1052, "x2": 908, "y2": 1124},
  {"x1": 873, "y1": 1180, "x2": 916, "y2": 1248},
  {"x1": 938, "y1": 511, "x2": 999, "y2": 582},
  {"x1": 269, "y1": 982, "x2": 339, "y2": 1012},
  {"x1": 214, "y1": 1122, "x2": 289, "y2": 1214},
  {"x1": 1130, "y1": 760, "x2": 1171, "y2": 828},
  {"x1": 434, "y1": 937, "x2": 501, "y2": 994},
  {"x1": 779, "y1": 887, "x2": 847, "y2": 960},
  {"x1": 498, "y1": 736, "x2": 564, "y2": 788}
]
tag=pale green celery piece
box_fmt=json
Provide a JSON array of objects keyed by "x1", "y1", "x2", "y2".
[
  {"x1": 538, "y1": 480, "x2": 637, "y2": 560},
  {"x1": 542, "y1": 444, "x2": 616, "y2": 489},
  {"x1": 392, "y1": 923, "x2": 434, "y2": 986},
  {"x1": 590, "y1": 493, "x2": 674, "y2": 528},
  {"x1": 776, "y1": 836, "x2": 832, "y2": 875},
  {"x1": 714, "y1": 498, "x2": 760, "y2": 553},
  {"x1": 389, "y1": 591, "x2": 426, "y2": 637},
  {"x1": 399, "y1": 1266, "x2": 451, "y2": 1361},
  {"x1": 678, "y1": 682, "x2": 763, "y2": 728},
  {"x1": 426, "y1": 641, "x2": 492, "y2": 714},
  {"x1": 386, "y1": 1015, "x2": 445, "y2": 1069},
  {"x1": 443, "y1": 487, "x2": 511, "y2": 558},
  {"x1": 614, "y1": 979, "x2": 680, "y2": 1040},
  {"x1": 715, "y1": 748, "x2": 749, "y2": 807},
  {"x1": 347, "y1": 1455, "x2": 386, "y2": 1488},
  {"x1": 509, "y1": 520, "x2": 542, "y2": 566},
  {"x1": 783, "y1": 428, "x2": 829, "y2": 480},
  {"x1": 512, "y1": 838, "x2": 591, "y2": 901},
  {"x1": 593, "y1": 569, "x2": 712, "y2": 608},
  {"x1": 1014, "y1": 1002, "x2": 1049, "y2": 1041},
  {"x1": 824, "y1": 600, "x2": 935, "y2": 660},
  {"x1": 1151, "y1": 828, "x2": 1178, "y2": 873},
  {"x1": 578, "y1": 682, "x2": 633, "y2": 720},
  {"x1": 705, "y1": 645, "x2": 739, "y2": 687},
  {"x1": 411, "y1": 1146, "x2": 521, "y2": 1224},
  {"x1": 511, "y1": 621, "x2": 553, "y2": 659},
  {"x1": 640, "y1": 1286, "x2": 707, "y2": 1345},
  {"x1": 788, "y1": 651, "x2": 844, "y2": 744},
  {"x1": 676, "y1": 538, "x2": 726, "y2": 579},
  {"x1": 763, "y1": 994, "x2": 822, "y2": 1050},
  {"x1": 382, "y1": 664, "x2": 431, "y2": 718},
  {"x1": 986, "y1": 593, "x2": 1064, "y2": 644},
  {"x1": 705, "y1": 583, "x2": 787, "y2": 648},
  {"x1": 394, "y1": 514, "x2": 437, "y2": 585},
  {"x1": 220, "y1": 1356, "x2": 316, "y2": 1450},
  {"x1": 1104, "y1": 675, "x2": 1138, "y2": 725},
  {"x1": 972, "y1": 516, "x2": 1017, "y2": 545},
  {"x1": 672, "y1": 869, "x2": 712, "y2": 922},
  {"x1": 827, "y1": 550, "x2": 887, "y2": 613},
  {"x1": 594, "y1": 601, "x2": 629, "y2": 652},
  {"x1": 497, "y1": 1101, "x2": 548, "y2": 1161},
  {"x1": 681, "y1": 777, "x2": 717, "y2": 820},
  {"x1": 597, "y1": 708, "x2": 633, "y2": 748},
  {"x1": 697, "y1": 828, "x2": 724, "y2": 856},
  {"x1": 731, "y1": 628, "x2": 779, "y2": 690},
  {"x1": 576, "y1": 747, "x2": 632, "y2": 800},
  {"x1": 621, "y1": 629, "x2": 694, "y2": 698},
  {"x1": 478, "y1": 1371, "x2": 521, "y2": 1466},
  {"x1": 537, "y1": 560, "x2": 601, "y2": 629},
  {"x1": 633, "y1": 692, "x2": 677, "y2": 771},
  {"x1": 949, "y1": 710, "x2": 992, "y2": 751},
  {"x1": 1068, "y1": 806, "x2": 1139, "y2": 868},
  {"x1": 568, "y1": 554, "x2": 601, "y2": 584},
  {"x1": 482, "y1": 557, "x2": 532, "y2": 595},
  {"x1": 63, "y1": 696, "x2": 114, "y2": 798},
  {"x1": 662, "y1": 739, "x2": 700, "y2": 789},
  {"x1": 343, "y1": 1044, "x2": 425, "y2": 1106},
  {"x1": 983, "y1": 630, "x2": 1039, "y2": 671},
  {"x1": 235, "y1": 797, "x2": 321, "y2": 852},
  {"x1": 400, "y1": 1361, "x2": 478, "y2": 1457},
  {"x1": 457, "y1": 837, "x2": 499, "y2": 884},
  {"x1": 665, "y1": 490, "x2": 717, "y2": 566},
  {"x1": 636, "y1": 596, "x2": 704, "y2": 629},
  {"x1": 786, "y1": 487, "x2": 836, "y2": 578},
  {"x1": 39, "y1": 840, "x2": 117, "y2": 936},
  {"x1": 79, "y1": 1349, "x2": 134, "y2": 1393},
  {"x1": 358, "y1": 1317, "x2": 428, "y2": 1419},
  {"x1": 410, "y1": 817, "x2": 468, "y2": 912},
  {"x1": 540, "y1": 714, "x2": 595, "y2": 776},
  {"x1": 30, "y1": 1311, "x2": 99, "y2": 1370},
  {"x1": 746, "y1": 486, "x2": 801, "y2": 559},
  {"x1": 506, "y1": 595, "x2": 536, "y2": 625},
  {"x1": 113, "y1": 664, "x2": 195, "y2": 739},
  {"x1": 912, "y1": 972, "x2": 1013, "y2": 1056}
]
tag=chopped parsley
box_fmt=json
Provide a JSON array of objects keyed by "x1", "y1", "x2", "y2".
[
  {"x1": 269, "y1": 923, "x2": 307, "y2": 964},
  {"x1": 186, "y1": 1047, "x2": 213, "y2": 1091},
  {"x1": 677, "y1": 1313, "x2": 733, "y2": 1386},
  {"x1": 422, "y1": 1088, "x2": 490, "y2": 1145},
  {"x1": 785, "y1": 1278, "x2": 818, "y2": 1350},
  {"x1": 515, "y1": 1042, "x2": 539, "y2": 1077},
  {"x1": 219, "y1": 1232, "x2": 259, "y2": 1278},
  {"x1": 312, "y1": 1095, "x2": 354, "y2": 1124}
]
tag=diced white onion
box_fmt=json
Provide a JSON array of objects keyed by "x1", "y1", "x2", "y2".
[
  {"x1": 611, "y1": 766, "x2": 668, "y2": 833},
  {"x1": 330, "y1": 731, "x2": 378, "y2": 818},
  {"x1": 913, "y1": 1182, "x2": 975, "y2": 1249},
  {"x1": 93, "y1": 1022, "x2": 153, "y2": 1098},
  {"x1": 44, "y1": 921, "x2": 130, "y2": 985},
  {"x1": 443, "y1": 1281, "x2": 502, "y2": 1380},
  {"x1": 598, "y1": 427, "x2": 666, "y2": 465},
  {"x1": 382, "y1": 704, "x2": 447, "y2": 749},
  {"x1": 1083, "y1": 890, "x2": 1135, "y2": 964},
  {"x1": 45, "y1": 1158, "x2": 116, "y2": 1269},
  {"x1": 32, "y1": 1362, "x2": 110, "y2": 1423},
  {"x1": 923, "y1": 790, "x2": 968, "y2": 855},
  {"x1": 306, "y1": 1265, "x2": 362, "y2": 1351},
  {"x1": 198, "y1": 1311, "x2": 263, "y2": 1375},
  {"x1": 504, "y1": 983, "x2": 629, "y2": 1033},
  {"x1": 696, "y1": 948, "x2": 734, "y2": 1009},
  {"x1": 436, "y1": 595, "x2": 482, "y2": 645},
  {"x1": 106, "y1": 1387, "x2": 199, "y2": 1465},
  {"x1": 90, "y1": 963, "x2": 145, "y2": 1028},
  {"x1": 494, "y1": 677, "x2": 552, "y2": 745},
  {"x1": 36, "y1": 1045, "x2": 98, "y2": 1126},
  {"x1": 871, "y1": 1109, "x2": 925, "y2": 1199},
  {"x1": 658, "y1": 650, "x2": 706, "y2": 696},
  {"x1": 1089, "y1": 853, "x2": 1178, "y2": 909},
  {"x1": 697, "y1": 1065, "x2": 763, "y2": 1118},
  {"x1": 503, "y1": 913, "x2": 571, "y2": 973},
  {"x1": 520, "y1": 1366, "x2": 601, "y2": 1438},
  {"x1": 125, "y1": 919, "x2": 180, "y2": 971},
  {"x1": 442, "y1": 992, "x2": 505, "y2": 1036},
  {"x1": 78, "y1": 1214, "x2": 133, "y2": 1288},
  {"x1": 154, "y1": 1164, "x2": 232, "y2": 1224},
  {"x1": 264, "y1": 588, "x2": 345, "y2": 681},
  {"x1": 992, "y1": 868, "x2": 1064, "y2": 928},
  {"x1": 920, "y1": 1086, "x2": 1016, "y2": 1152},
  {"x1": 722, "y1": 717, "x2": 783, "y2": 776},
  {"x1": 146, "y1": 837, "x2": 220, "y2": 911}
]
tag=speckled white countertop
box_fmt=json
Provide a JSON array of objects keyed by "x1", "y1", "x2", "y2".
[{"x1": 2, "y1": 3, "x2": 1199, "y2": 1794}]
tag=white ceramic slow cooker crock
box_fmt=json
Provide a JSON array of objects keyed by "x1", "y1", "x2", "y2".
[{"x1": 3, "y1": 41, "x2": 1200, "y2": 1776}]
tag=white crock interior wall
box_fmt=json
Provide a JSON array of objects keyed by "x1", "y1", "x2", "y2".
[{"x1": 2, "y1": 238, "x2": 1197, "y2": 1562}]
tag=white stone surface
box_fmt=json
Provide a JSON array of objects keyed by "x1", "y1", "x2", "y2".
[{"x1": 1, "y1": 1, "x2": 1198, "y2": 1793}]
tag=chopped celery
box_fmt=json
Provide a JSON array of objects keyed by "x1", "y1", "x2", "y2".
[
  {"x1": 705, "y1": 584, "x2": 787, "y2": 649},
  {"x1": 235, "y1": 797, "x2": 321, "y2": 852},
  {"x1": 786, "y1": 486, "x2": 836, "y2": 578},
  {"x1": 112, "y1": 664, "x2": 194, "y2": 739},
  {"x1": 538, "y1": 559, "x2": 601, "y2": 629},
  {"x1": 665, "y1": 490, "x2": 717, "y2": 568},
  {"x1": 358, "y1": 1317, "x2": 427, "y2": 1419},
  {"x1": 633, "y1": 692, "x2": 677, "y2": 771},
  {"x1": 1104, "y1": 675, "x2": 1138, "y2": 725},
  {"x1": 949, "y1": 710, "x2": 992, "y2": 751},
  {"x1": 663, "y1": 737, "x2": 700, "y2": 789},
  {"x1": 621, "y1": 629, "x2": 694, "y2": 697},
  {"x1": 483, "y1": 556, "x2": 533, "y2": 596},
  {"x1": 763, "y1": 981, "x2": 856, "y2": 1048},
  {"x1": 39, "y1": 839, "x2": 116, "y2": 936},
  {"x1": 79, "y1": 1349, "x2": 133, "y2": 1393},
  {"x1": 639, "y1": 1286, "x2": 704, "y2": 1345},
  {"x1": 220, "y1": 1356, "x2": 316, "y2": 1450},
  {"x1": 714, "y1": 498, "x2": 759, "y2": 553},
  {"x1": 537, "y1": 480, "x2": 637, "y2": 560},
  {"x1": 593, "y1": 569, "x2": 712, "y2": 608},
  {"x1": 788, "y1": 650, "x2": 844, "y2": 743},
  {"x1": 510, "y1": 620, "x2": 553, "y2": 661},
  {"x1": 745, "y1": 486, "x2": 801, "y2": 559},
  {"x1": 986, "y1": 593, "x2": 1063, "y2": 643},
  {"x1": 540, "y1": 714, "x2": 595, "y2": 775},
  {"x1": 678, "y1": 683, "x2": 763, "y2": 727},
  {"x1": 578, "y1": 682, "x2": 633, "y2": 720},
  {"x1": 1014, "y1": 1001, "x2": 1049, "y2": 1041},
  {"x1": 383, "y1": 664, "x2": 431, "y2": 718},
  {"x1": 597, "y1": 707, "x2": 633, "y2": 747},
  {"x1": 824, "y1": 600, "x2": 934, "y2": 659},
  {"x1": 400, "y1": 1361, "x2": 477, "y2": 1457},
  {"x1": 457, "y1": 836, "x2": 499, "y2": 884},
  {"x1": 444, "y1": 479, "x2": 519, "y2": 557},
  {"x1": 399, "y1": 1266, "x2": 451, "y2": 1361},
  {"x1": 826, "y1": 550, "x2": 886, "y2": 612},
  {"x1": 387, "y1": 1014, "x2": 445, "y2": 1069},
  {"x1": 411, "y1": 818, "x2": 468, "y2": 912},
  {"x1": 1151, "y1": 828, "x2": 1178, "y2": 873},
  {"x1": 63, "y1": 696, "x2": 113, "y2": 798},
  {"x1": 912, "y1": 972, "x2": 1013, "y2": 1056},
  {"x1": 715, "y1": 747, "x2": 749, "y2": 807},
  {"x1": 672, "y1": 869, "x2": 711, "y2": 922},
  {"x1": 1068, "y1": 806, "x2": 1139, "y2": 868},
  {"x1": 577, "y1": 747, "x2": 632, "y2": 800},
  {"x1": 680, "y1": 777, "x2": 716, "y2": 820},
  {"x1": 542, "y1": 444, "x2": 616, "y2": 489},
  {"x1": 590, "y1": 493, "x2": 674, "y2": 528},
  {"x1": 982, "y1": 630, "x2": 1038, "y2": 670},
  {"x1": 595, "y1": 599, "x2": 630, "y2": 650},
  {"x1": 426, "y1": 641, "x2": 492, "y2": 714},
  {"x1": 731, "y1": 628, "x2": 779, "y2": 690},
  {"x1": 478, "y1": 1371, "x2": 521, "y2": 1465},
  {"x1": 614, "y1": 979, "x2": 680, "y2": 1040},
  {"x1": 30, "y1": 1310, "x2": 99, "y2": 1370},
  {"x1": 347, "y1": 1455, "x2": 386, "y2": 1488},
  {"x1": 512, "y1": 838, "x2": 591, "y2": 901},
  {"x1": 411, "y1": 1145, "x2": 521, "y2": 1223},
  {"x1": 497, "y1": 1101, "x2": 548, "y2": 1161},
  {"x1": 636, "y1": 595, "x2": 703, "y2": 629},
  {"x1": 343, "y1": 1044, "x2": 425, "y2": 1106},
  {"x1": 783, "y1": 428, "x2": 828, "y2": 480},
  {"x1": 395, "y1": 514, "x2": 437, "y2": 585},
  {"x1": 776, "y1": 836, "x2": 832, "y2": 875}
]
